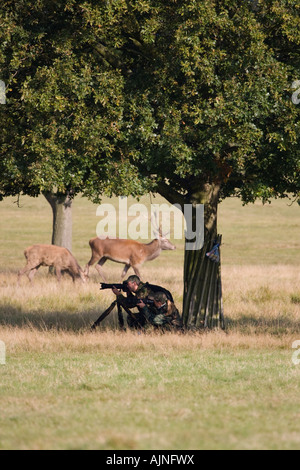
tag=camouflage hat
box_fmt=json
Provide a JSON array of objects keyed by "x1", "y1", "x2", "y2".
[
  {"x1": 126, "y1": 275, "x2": 141, "y2": 284},
  {"x1": 153, "y1": 291, "x2": 168, "y2": 303}
]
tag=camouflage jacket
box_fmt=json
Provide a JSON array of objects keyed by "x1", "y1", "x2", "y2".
[{"x1": 145, "y1": 300, "x2": 183, "y2": 329}]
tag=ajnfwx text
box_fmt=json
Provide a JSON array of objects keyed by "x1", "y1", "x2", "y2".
[{"x1": 106, "y1": 454, "x2": 195, "y2": 467}]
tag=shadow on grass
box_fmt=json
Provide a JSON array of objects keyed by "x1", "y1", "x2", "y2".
[
  {"x1": 0, "y1": 304, "x2": 122, "y2": 332},
  {"x1": 226, "y1": 314, "x2": 300, "y2": 335},
  {"x1": 1, "y1": 297, "x2": 299, "y2": 335}
]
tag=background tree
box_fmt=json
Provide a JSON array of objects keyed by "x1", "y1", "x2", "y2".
[
  {"x1": 0, "y1": 0, "x2": 151, "y2": 249},
  {"x1": 95, "y1": 0, "x2": 299, "y2": 327},
  {"x1": 1, "y1": 0, "x2": 299, "y2": 327}
]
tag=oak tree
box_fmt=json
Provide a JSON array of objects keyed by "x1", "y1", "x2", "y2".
[{"x1": 1, "y1": 0, "x2": 299, "y2": 326}]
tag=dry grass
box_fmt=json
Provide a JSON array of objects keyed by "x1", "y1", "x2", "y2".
[
  {"x1": 221, "y1": 264, "x2": 300, "y2": 336},
  {"x1": 0, "y1": 326, "x2": 294, "y2": 356},
  {"x1": 0, "y1": 263, "x2": 299, "y2": 339}
]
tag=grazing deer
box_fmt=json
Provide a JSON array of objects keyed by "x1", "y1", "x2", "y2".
[
  {"x1": 84, "y1": 231, "x2": 176, "y2": 281},
  {"x1": 18, "y1": 244, "x2": 87, "y2": 283}
]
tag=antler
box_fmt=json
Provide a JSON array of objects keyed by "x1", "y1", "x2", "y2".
[{"x1": 150, "y1": 210, "x2": 170, "y2": 238}]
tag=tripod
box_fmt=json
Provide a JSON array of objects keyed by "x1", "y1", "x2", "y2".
[{"x1": 91, "y1": 301, "x2": 144, "y2": 331}]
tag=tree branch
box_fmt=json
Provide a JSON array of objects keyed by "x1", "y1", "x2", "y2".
[
  {"x1": 156, "y1": 181, "x2": 187, "y2": 210},
  {"x1": 94, "y1": 43, "x2": 124, "y2": 69}
]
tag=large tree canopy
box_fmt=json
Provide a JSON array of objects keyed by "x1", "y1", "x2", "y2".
[
  {"x1": 116, "y1": 0, "x2": 300, "y2": 206},
  {"x1": 0, "y1": 0, "x2": 299, "y2": 326},
  {"x1": 0, "y1": 0, "x2": 151, "y2": 201},
  {"x1": 1, "y1": 0, "x2": 299, "y2": 205}
]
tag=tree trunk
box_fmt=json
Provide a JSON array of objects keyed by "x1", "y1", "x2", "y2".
[
  {"x1": 182, "y1": 183, "x2": 225, "y2": 329},
  {"x1": 43, "y1": 191, "x2": 73, "y2": 251}
]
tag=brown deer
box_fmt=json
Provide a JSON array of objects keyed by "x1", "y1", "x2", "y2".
[
  {"x1": 18, "y1": 244, "x2": 87, "y2": 283},
  {"x1": 84, "y1": 232, "x2": 176, "y2": 281}
]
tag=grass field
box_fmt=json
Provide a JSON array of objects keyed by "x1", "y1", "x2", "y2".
[{"x1": 0, "y1": 194, "x2": 299, "y2": 450}]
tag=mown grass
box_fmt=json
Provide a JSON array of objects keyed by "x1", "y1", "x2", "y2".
[
  {"x1": 0, "y1": 330, "x2": 300, "y2": 450},
  {"x1": 0, "y1": 194, "x2": 300, "y2": 450}
]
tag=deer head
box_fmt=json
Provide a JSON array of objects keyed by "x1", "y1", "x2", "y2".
[{"x1": 151, "y1": 212, "x2": 176, "y2": 250}]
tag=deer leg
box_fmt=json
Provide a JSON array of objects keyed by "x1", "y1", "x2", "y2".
[
  {"x1": 79, "y1": 269, "x2": 87, "y2": 283},
  {"x1": 28, "y1": 267, "x2": 38, "y2": 283},
  {"x1": 18, "y1": 263, "x2": 37, "y2": 284},
  {"x1": 84, "y1": 252, "x2": 101, "y2": 276},
  {"x1": 95, "y1": 258, "x2": 107, "y2": 281},
  {"x1": 132, "y1": 265, "x2": 142, "y2": 279},
  {"x1": 68, "y1": 270, "x2": 76, "y2": 283},
  {"x1": 55, "y1": 266, "x2": 62, "y2": 282},
  {"x1": 121, "y1": 264, "x2": 131, "y2": 279},
  {"x1": 18, "y1": 266, "x2": 29, "y2": 283}
]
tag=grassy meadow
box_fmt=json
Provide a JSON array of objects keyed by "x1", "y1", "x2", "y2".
[{"x1": 0, "y1": 194, "x2": 300, "y2": 450}]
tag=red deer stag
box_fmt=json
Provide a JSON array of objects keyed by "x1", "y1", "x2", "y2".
[
  {"x1": 84, "y1": 232, "x2": 176, "y2": 281},
  {"x1": 18, "y1": 244, "x2": 87, "y2": 283}
]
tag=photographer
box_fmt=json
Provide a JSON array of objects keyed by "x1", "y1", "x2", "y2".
[{"x1": 111, "y1": 275, "x2": 153, "y2": 328}]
